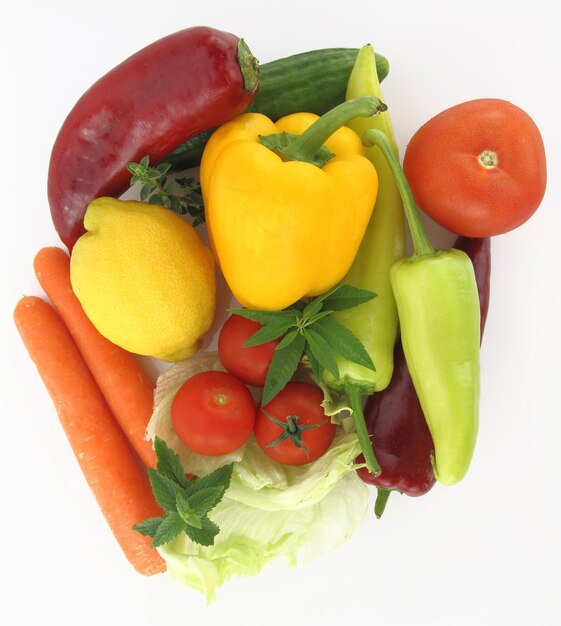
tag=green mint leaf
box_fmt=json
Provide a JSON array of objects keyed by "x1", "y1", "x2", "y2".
[
  {"x1": 148, "y1": 467, "x2": 189, "y2": 512},
  {"x1": 304, "y1": 343, "x2": 324, "y2": 383},
  {"x1": 153, "y1": 436, "x2": 190, "y2": 489},
  {"x1": 190, "y1": 463, "x2": 234, "y2": 497},
  {"x1": 132, "y1": 515, "x2": 167, "y2": 539},
  {"x1": 242, "y1": 317, "x2": 297, "y2": 347},
  {"x1": 322, "y1": 284, "x2": 377, "y2": 311},
  {"x1": 140, "y1": 155, "x2": 150, "y2": 169},
  {"x1": 303, "y1": 328, "x2": 340, "y2": 378},
  {"x1": 176, "y1": 492, "x2": 204, "y2": 528},
  {"x1": 160, "y1": 194, "x2": 172, "y2": 209},
  {"x1": 164, "y1": 180, "x2": 175, "y2": 194},
  {"x1": 151, "y1": 512, "x2": 187, "y2": 548},
  {"x1": 184, "y1": 515, "x2": 220, "y2": 547},
  {"x1": 188, "y1": 487, "x2": 224, "y2": 516},
  {"x1": 313, "y1": 316, "x2": 376, "y2": 371},
  {"x1": 262, "y1": 332, "x2": 306, "y2": 405}
]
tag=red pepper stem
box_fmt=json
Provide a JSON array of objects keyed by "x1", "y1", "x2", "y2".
[
  {"x1": 237, "y1": 38, "x2": 259, "y2": 93},
  {"x1": 345, "y1": 383, "x2": 381, "y2": 477},
  {"x1": 362, "y1": 129, "x2": 434, "y2": 257},
  {"x1": 374, "y1": 488, "x2": 391, "y2": 518}
]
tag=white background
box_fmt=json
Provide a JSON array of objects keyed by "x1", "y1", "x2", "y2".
[{"x1": 2, "y1": 1, "x2": 560, "y2": 624}]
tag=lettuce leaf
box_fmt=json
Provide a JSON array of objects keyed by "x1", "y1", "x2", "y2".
[{"x1": 147, "y1": 352, "x2": 370, "y2": 602}]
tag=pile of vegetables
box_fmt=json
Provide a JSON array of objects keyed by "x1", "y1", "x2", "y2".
[{"x1": 14, "y1": 25, "x2": 547, "y2": 601}]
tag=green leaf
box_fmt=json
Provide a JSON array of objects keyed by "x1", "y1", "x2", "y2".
[
  {"x1": 148, "y1": 467, "x2": 189, "y2": 512},
  {"x1": 304, "y1": 343, "x2": 323, "y2": 383},
  {"x1": 242, "y1": 317, "x2": 297, "y2": 347},
  {"x1": 151, "y1": 512, "x2": 187, "y2": 548},
  {"x1": 169, "y1": 195, "x2": 184, "y2": 214},
  {"x1": 190, "y1": 463, "x2": 234, "y2": 497},
  {"x1": 132, "y1": 515, "x2": 167, "y2": 539},
  {"x1": 148, "y1": 194, "x2": 164, "y2": 206},
  {"x1": 188, "y1": 487, "x2": 224, "y2": 516},
  {"x1": 153, "y1": 436, "x2": 190, "y2": 489},
  {"x1": 275, "y1": 328, "x2": 300, "y2": 349},
  {"x1": 313, "y1": 316, "x2": 375, "y2": 371},
  {"x1": 139, "y1": 155, "x2": 150, "y2": 169},
  {"x1": 303, "y1": 328, "x2": 339, "y2": 378},
  {"x1": 140, "y1": 183, "x2": 153, "y2": 201},
  {"x1": 156, "y1": 162, "x2": 172, "y2": 176},
  {"x1": 229, "y1": 308, "x2": 299, "y2": 325},
  {"x1": 184, "y1": 515, "x2": 221, "y2": 547},
  {"x1": 164, "y1": 180, "x2": 175, "y2": 194},
  {"x1": 176, "y1": 492, "x2": 203, "y2": 528},
  {"x1": 262, "y1": 332, "x2": 306, "y2": 405},
  {"x1": 322, "y1": 284, "x2": 377, "y2": 311},
  {"x1": 302, "y1": 295, "x2": 326, "y2": 319}
]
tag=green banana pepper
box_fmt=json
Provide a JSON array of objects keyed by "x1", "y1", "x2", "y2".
[
  {"x1": 320, "y1": 44, "x2": 405, "y2": 477},
  {"x1": 363, "y1": 128, "x2": 481, "y2": 486},
  {"x1": 324, "y1": 44, "x2": 405, "y2": 395}
]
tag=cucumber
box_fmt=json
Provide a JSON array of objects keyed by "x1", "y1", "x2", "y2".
[{"x1": 164, "y1": 47, "x2": 389, "y2": 171}]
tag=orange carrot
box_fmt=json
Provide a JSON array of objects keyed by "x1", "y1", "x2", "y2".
[
  {"x1": 33, "y1": 247, "x2": 157, "y2": 468},
  {"x1": 14, "y1": 296, "x2": 165, "y2": 576}
]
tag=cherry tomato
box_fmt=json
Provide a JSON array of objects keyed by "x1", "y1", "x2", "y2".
[
  {"x1": 218, "y1": 314, "x2": 279, "y2": 387},
  {"x1": 254, "y1": 382, "x2": 336, "y2": 466},
  {"x1": 171, "y1": 370, "x2": 255, "y2": 456},
  {"x1": 403, "y1": 98, "x2": 547, "y2": 237}
]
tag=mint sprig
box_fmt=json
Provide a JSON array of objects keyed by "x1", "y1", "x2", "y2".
[
  {"x1": 133, "y1": 437, "x2": 233, "y2": 548},
  {"x1": 230, "y1": 283, "x2": 377, "y2": 406},
  {"x1": 127, "y1": 156, "x2": 205, "y2": 225}
]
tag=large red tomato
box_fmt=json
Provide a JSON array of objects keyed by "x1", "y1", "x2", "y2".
[
  {"x1": 171, "y1": 370, "x2": 256, "y2": 456},
  {"x1": 403, "y1": 98, "x2": 547, "y2": 237},
  {"x1": 254, "y1": 382, "x2": 336, "y2": 466}
]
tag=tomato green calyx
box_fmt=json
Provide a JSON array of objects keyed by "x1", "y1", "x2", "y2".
[
  {"x1": 262, "y1": 410, "x2": 326, "y2": 457},
  {"x1": 478, "y1": 149, "x2": 498, "y2": 169},
  {"x1": 362, "y1": 128, "x2": 434, "y2": 257},
  {"x1": 259, "y1": 95, "x2": 387, "y2": 167}
]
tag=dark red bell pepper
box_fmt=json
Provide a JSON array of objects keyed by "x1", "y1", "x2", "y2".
[
  {"x1": 48, "y1": 26, "x2": 259, "y2": 250},
  {"x1": 358, "y1": 236, "x2": 491, "y2": 517}
]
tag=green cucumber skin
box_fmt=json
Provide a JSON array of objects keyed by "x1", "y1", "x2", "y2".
[{"x1": 164, "y1": 47, "x2": 389, "y2": 171}]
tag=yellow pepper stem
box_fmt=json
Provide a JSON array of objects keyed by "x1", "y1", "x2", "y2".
[
  {"x1": 363, "y1": 128, "x2": 434, "y2": 257},
  {"x1": 259, "y1": 96, "x2": 387, "y2": 167}
]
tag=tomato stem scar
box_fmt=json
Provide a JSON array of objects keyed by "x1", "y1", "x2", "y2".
[{"x1": 478, "y1": 149, "x2": 498, "y2": 169}]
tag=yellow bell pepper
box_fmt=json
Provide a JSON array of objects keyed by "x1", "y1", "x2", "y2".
[{"x1": 200, "y1": 97, "x2": 385, "y2": 310}]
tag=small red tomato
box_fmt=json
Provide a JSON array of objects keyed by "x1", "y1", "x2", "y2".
[
  {"x1": 403, "y1": 98, "x2": 547, "y2": 237},
  {"x1": 218, "y1": 314, "x2": 279, "y2": 387},
  {"x1": 254, "y1": 382, "x2": 336, "y2": 466},
  {"x1": 171, "y1": 370, "x2": 255, "y2": 456}
]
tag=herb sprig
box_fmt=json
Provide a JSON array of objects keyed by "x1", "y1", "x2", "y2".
[
  {"x1": 133, "y1": 437, "x2": 233, "y2": 548},
  {"x1": 230, "y1": 283, "x2": 377, "y2": 406},
  {"x1": 127, "y1": 156, "x2": 205, "y2": 226}
]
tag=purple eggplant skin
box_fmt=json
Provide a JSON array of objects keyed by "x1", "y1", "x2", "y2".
[{"x1": 357, "y1": 236, "x2": 491, "y2": 517}]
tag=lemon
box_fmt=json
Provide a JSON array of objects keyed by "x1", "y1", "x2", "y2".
[{"x1": 70, "y1": 197, "x2": 216, "y2": 361}]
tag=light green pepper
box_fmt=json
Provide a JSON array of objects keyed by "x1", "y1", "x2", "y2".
[{"x1": 364, "y1": 128, "x2": 481, "y2": 486}]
